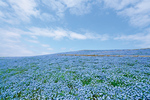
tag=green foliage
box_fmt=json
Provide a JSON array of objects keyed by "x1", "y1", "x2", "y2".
[
  {"x1": 2, "y1": 67, "x2": 28, "y2": 81},
  {"x1": 73, "y1": 74, "x2": 80, "y2": 80},
  {"x1": 102, "y1": 70, "x2": 106, "y2": 73},
  {"x1": 144, "y1": 72, "x2": 150, "y2": 76},
  {"x1": 56, "y1": 66, "x2": 61, "y2": 70},
  {"x1": 30, "y1": 63, "x2": 37, "y2": 67},
  {"x1": 13, "y1": 91, "x2": 22, "y2": 98},
  {"x1": 43, "y1": 79, "x2": 47, "y2": 83},
  {"x1": 96, "y1": 79, "x2": 104, "y2": 83},
  {"x1": 59, "y1": 92, "x2": 65, "y2": 96},
  {"x1": 54, "y1": 78, "x2": 59, "y2": 83},
  {"x1": 144, "y1": 64, "x2": 150, "y2": 67},
  {"x1": 123, "y1": 72, "x2": 136, "y2": 79},
  {"x1": 17, "y1": 91, "x2": 22, "y2": 97},
  {"x1": 88, "y1": 93, "x2": 107, "y2": 100},
  {"x1": 65, "y1": 71, "x2": 76, "y2": 74},
  {"x1": 6, "y1": 68, "x2": 27, "y2": 75},
  {"x1": 67, "y1": 82, "x2": 74, "y2": 89},
  {"x1": 81, "y1": 77, "x2": 92, "y2": 86},
  {"x1": 127, "y1": 63, "x2": 135, "y2": 66},
  {"x1": 110, "y1": 79, "x2": 125, "y2": 87}
]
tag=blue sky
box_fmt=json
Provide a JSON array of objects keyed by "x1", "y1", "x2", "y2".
[{"x1": 0, "y1": 0, "x2": 150, "y2": 57}]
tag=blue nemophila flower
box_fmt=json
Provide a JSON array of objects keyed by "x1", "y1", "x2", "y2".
[{"x1": 0, "y1": 50, "x2": 150, "y2": 99}]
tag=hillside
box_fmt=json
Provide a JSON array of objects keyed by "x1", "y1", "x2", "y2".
[{"x1": 0, "y1": 49, "x2": 150, "y2": 99}]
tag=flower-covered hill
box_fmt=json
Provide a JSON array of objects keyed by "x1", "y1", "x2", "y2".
[{"x1": 0, "y1": 49, "x2": 150, "y2": 99}]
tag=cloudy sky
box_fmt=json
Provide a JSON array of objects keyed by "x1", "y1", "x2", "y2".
[{"x1": 0, "y1": 0, "x2": 150, "y2": 57}]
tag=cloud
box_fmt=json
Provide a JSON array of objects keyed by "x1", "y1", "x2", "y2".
[
  {"x1": 41, "y1": 52, "x2": 54, "y2": 55},
  {"x1": 31, "y1": 36, "x2": 38, "y2": 39},
  {"x1": 118, "y1": 0, "x2": 150, "y2": 27},
  {"x1": 0, "y1": 0, "x2": 39, "y2": 24},
  {"x1": 0, "y1": 0, "x2": 99, "y2": 24},
  {"x1": 9, "y1": 0, "x2": 39, "y2": 21},
  {"x1": 41, "y1": 0, "x2": 66, "y2": 17},
  {"x1": 39, "y1": 13, "x2": 56, "y2": 21},
  {"x1": 41, "y1": 44, "x2": 50, "y2": 48},
  {"x1": 0, "y1": 28, "x2": 34, "y2": 57},
  {"x1": 28, "y1": 27, "x2": 109, "y2": 40},
  {"x1": 61, "y1": 0, "x2": 95, "y2": 15},
  {"x1": 61, "y1": 48, "x2": 66, "y2": 50},
  {"x1": 0, "y1": 27, "x2": 108, "y2": 56},
  {"x1": 47, "y1": 48, "x2": 53, "y2": 51},
  {"x1": 114, "y1": 33, "x2": 150, "y2": 48},
  {"x1": 0, "y1": 0, "x2": 58, "y2": 24},
  {"x1": 41, "y1": 0, "x2": 97, "y2": 16},
  {"x1": 0, "y1": 43, "x2": 34, "y2": 57},
  {"x1": 103, "y1": 0, "x2": 150, "y2": 47},
  {"x1": 0, "y1": 0, "x2": 8, "y2": 7},
  {"x1": 1, "y1": 27, "x2": 107, "y2": 41},
  {"x1": 103, "y1": 0, "x2": 150, "y2": 27},
  {"x1": 26, "y1": 39, "x2": 39, "y2": 43},
  {"x1": 69, "y1": 32, "x2": 87, "y2": 39},
  {"x1": 2, "y1": 0, "x2": 149, "y2": 27},
  {"x1": 41, "y1": 44, "x2": 53, "y2": 51},
  {"x1": 28, "y1": 27, "x2": 67, "y2": 39},
  {"x1": 0, "y1": 28, "x2": 21, "y2": 46},
  {"x1": 103, "y1": 0, "x2": 139, "y2": 10}
]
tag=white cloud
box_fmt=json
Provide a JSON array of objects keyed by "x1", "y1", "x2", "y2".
[
  {"x1": 28, "y1": 27, "x2": 109, "y2": 40},
  {"x1": 61, "y1": 48, "x2": 66, "y2": 50},
  {"x1": 8, "y1": 0, "x2": 39, "y2": 22},
  {"x1": 84, "y1": 33, "x2": 109, "y2": 41},
  {"x1": 103, "y1": 0, "x2": 150, "y2": 27},
  {"x1": 0, "y1": 28, "x2": 34, "y2": 57},
  {"x1": 0, "y1": 0, "x2": 99, "y2": 24},
  {"x1": 47, "y1": 48, "x2": 53, "y2": 51},
  {"x1": 28, "y1": 27, "x2": 67, "y2": 39},
  {"x1": 40, "y1": 13, "x2": 56, "y2": 21},
  {"x1": 61, "y1": 0, "x2": 95, "y2": 15},
  {"x1": 41, "y1": 44, "x2": 50, "y2": 48},
  {"x1": 42, "y1": 0, "x2": 66, "y2": 17},
  {"x1": 114, "y1": 33, "x2": 150, "y2": 48},
  {"x1": 0, "y1": 0, "x2": 8, "y2": 7},
  {"x1": 103, "y1": 0, "x2": 139, "y2": 10},
  {"x1": 0, "y1": 28, "x2": 21, "y2": 48},
  {"x1": 31, "y1": 36, "x2": 38, "y2": 39},
  {"x1": 0, "y1": 11, "x2": 4, "y2": 17},
  {"x1": 118, "y1": 0, "x2": 150, "y2": 27},
  {"x1": 61, "y1": 0, "x2": 83, "y2": 8},
  {"x1": 0, "y1": 27, "x2": 109, "y2": 56},
  {"x1": 41, "y1": 44, "x2": 53, "y2": 51},
  {"x1": 8, "y1": 0, "x2": 38, "y2": 15},
  {"x1": 0, "y1": 0, "x2": 39, "y2": 24},
  {"x1": 41, "y1": 0, "x2": 97, "y2": 16},
  {"x1": 0, "y1": 43, "x2": 34, "y2": 57},
  {"x1": 69, "y1": 32, "x2": 87, "y2": 39},
  {"x1": 41, "y1": 52, "x2": 54, "y2": 55},
  {"x1": 0, "y1": 29, "x2": 21, "y2": 38},
  {"x1": 26, "y1": 39, "x2": 39, "y2": 43},
  {"x1": 53, "y1": 28, "x2": 69, "y2": 39},
  {"x1": 1, "y1": 27, "x2": 106, "y2": 41}
]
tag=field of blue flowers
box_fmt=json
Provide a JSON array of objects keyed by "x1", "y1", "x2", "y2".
[{"x1": 0, "y1": 49, "x2": 150, "y2": 99}]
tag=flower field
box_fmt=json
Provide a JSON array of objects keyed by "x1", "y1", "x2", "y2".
[{"x1": 0, "y1": 49, "x2": 150, "y2": 99}]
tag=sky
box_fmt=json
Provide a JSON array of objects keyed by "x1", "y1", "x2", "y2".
[{"x1": 0, "y1": 0, "x2": 150, "y2": 57}]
